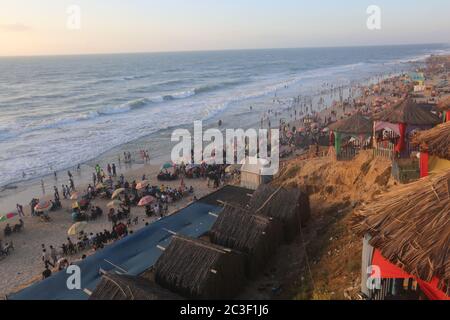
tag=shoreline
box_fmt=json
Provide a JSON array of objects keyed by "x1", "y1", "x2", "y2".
[{"x1": 0, "y1": 47, "x2": 440, "y2": 191}]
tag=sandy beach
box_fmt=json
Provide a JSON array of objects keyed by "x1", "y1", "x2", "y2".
[{"x1": 0, "y1": 160, "x2": 216, "y2": 296}]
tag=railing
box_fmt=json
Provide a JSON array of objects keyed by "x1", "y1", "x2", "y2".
[
  {"x1": 392, "y1": 158, "x2": 420, "y2": 184},
  {"x1": 337, "y1": 146, "x2": 358, "y2": 161},
  {"x1": 374, "y1": 141, "x2": 395, "y2": 160}
]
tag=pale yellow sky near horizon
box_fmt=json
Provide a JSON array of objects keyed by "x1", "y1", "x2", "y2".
[{"x1": 1, "y1": 0, "x2": 449, "y2": 57}]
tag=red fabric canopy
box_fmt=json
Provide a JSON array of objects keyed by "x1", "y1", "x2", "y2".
[{"x1": 372, "y1": 250, "x2": 449, "y2": 300}]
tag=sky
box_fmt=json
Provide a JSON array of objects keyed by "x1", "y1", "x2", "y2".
[{"x1": 1, "y1": 0, "x2": 449, "y2": 56}]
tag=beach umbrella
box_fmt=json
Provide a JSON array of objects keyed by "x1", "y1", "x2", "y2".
[
  {"x1": 186, "y1": 163, "x2": 200, "y2": 171},
  {"x1": 161, "y1": 162, "x2": 174, "y2": 170},
  {"x1": 111, "y1": 188, "x2": 125, "y2": 199},
  {"x1": 95, "y1": 183, "x2": 106, "y2": 190},
  {"x1": 67, "y1": 221, "x2": 88, "y2": 236},
  {"x1": 138, "y1": 196, "x2": 155, "y2": 207},
  {"x1": 0, "y1": 212, "x2": 18, "y2": 222},
  {"x1": 136, "y1": 180, "x2": 149, "y2": 190},
  {"x1": 35, "y1": 200, "x2": 51, "y2": 212},
  {"x1": 107, "y1": 200, "x2": 122, "y2": 208},
  {"x1": 79, "y1": 199, "x2": 89, "y2": 207},
  {"x1": 70, "y1": 192, "x2": 79, "y2": 200}
]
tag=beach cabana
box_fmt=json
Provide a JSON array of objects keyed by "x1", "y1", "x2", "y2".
[
  {"x1": 89, "y1": 273, "x2": 181, "y2": 300},
  {"x1": 353, "y1": 171, "x2": 450, "y2": 300},
  {"x1": 412, "y1": 122, "x2": 450, "y2": 178},
  {"x1": 328, "y1": 113, "x2": 373, "y2": 160},
  {"x1": 154, "y1": 235, "x2": 246, "y2": 299},
  {"x1": 240, "y1": 157, "x2": 272, "y2": 190},
  {"x1": 373, "y1": 99, "x2": 441, "y2": 159},
  {"x1": 247, "y1": 185, "x2": 310, "y2": 242},
  {"x1": 209, "y1": 204, "x2": 283, "y2": 277},
  {"x1": 437, "y1": 96, "x2": 450, "y2": 122}
]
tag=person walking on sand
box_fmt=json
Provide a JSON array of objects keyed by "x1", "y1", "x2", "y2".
[
  {"x1": 67, "y1": 170, "x2": 72, "y2": 179},
  {"x1": 49, "y1": 245, "x2": 58, "y2": 266},
  {"x1": 107, "y1": 164, "x2": 112, "y2": 176},
  {"x1": 92, "y1": 172, "x2": 97, "y2": 185},
  {"x1": 53, "y1": 186, "x2": 60, "y2": 201},
  {"x1": 17, "y1": 204, "x2": 24, "y2": 218},
  {"x1": 69, "y1": 178, "x2": 75, "y2": 192},
  {"x1": 112, "y1": 163, "x2": 117, "y2": 177},
  {"x1": 42, "y1": 249, "x2": 54, "y2": 268},
  {"x1": 41, "y1": 179, "x2": 45, "y2": 195},
  {"x1": 65, "y1": 184, "x2": 71, "y2": 197}
]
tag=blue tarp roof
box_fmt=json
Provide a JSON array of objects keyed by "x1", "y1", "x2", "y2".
[{"x1": 8, "y1": 202, "x2": 221, "y2": 300}]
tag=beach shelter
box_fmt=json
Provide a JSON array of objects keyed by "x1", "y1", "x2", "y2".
[
  {"x1": 437, "y1": 96, "x2": 450, "y2": 123},
  {"x1": 239, "y1": 157, "x2": 272, "y2": 190},
  {"x1": 89, "y1": 273, "x2": 181, "y2": 300},
  {"x1": 136, "y1": 180, "x2": 149, "y2": 190},
  {"x1": 34, "y1": 200, "x2": 51, "y2": 212},
  {"x1": 154, "y1": 235, "x2": 246, "y2": 299},
  {"x1": 209, "y1": 204, "x2": 283, "y2": 277},
  {"x1": 70, "y1": 192, "x2": 79, "y2": 200},
  {"x1": 328, "y1": 113, "x2": 373, "y2": 158},
  {"x1": 107, "y1": 200, "x2": 122, "y2": 208},
  {"x1": 68, "y1": 221, "x2": 88, "y2": 236},
  {"x1": 247, "y1": 185, "x2": 310, "y2": 242},
  {"x1": 412, "y1": 122, "x2": 450, "y2": 177},
  {"x1": 161, "y1": 162, "x2": 174, "y2": 170},
  {"x1": 353, "y1": 171, "x2": 450, "y2": 300},
  {"x1": 373, "y1": 99, "x2": 441, "y2": 157},
  {"x1": 111, "y1": 188, "x2": 125, "y2": 200},
  {"x1": 138, "y1": 196, "x2": 155, "y2": 207}
]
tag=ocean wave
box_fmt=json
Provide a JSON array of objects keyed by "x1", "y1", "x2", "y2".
[{"x1": 98, "y1": 98, "x2": 152, "y2": 115}]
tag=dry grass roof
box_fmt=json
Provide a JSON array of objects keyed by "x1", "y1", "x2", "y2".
[
  {"x1": 437, "y1": 96, "x2": 450, "y2": 111},
  {"x1": 247, "y1": 185, "x2": 310, "y2": 242},
  {"x1": 328, "y1": 113, "x2": 373, "y2": 134},
  {"x1": 374, "y1": 99, "x2": 441, "y2": 125},
  {"x1": 89, "y1": 273, "x2": 181, "y2": 300},
  {"x1": 412, "y1": 122, "x2": 450, "y2": 160},
  {"x1": 154, "y1": 235, "x2": 246, "y2": 299},
  {"x1": 353, "y1": 170, "x2": 450, "y2": 291},
  {"x1": 210, "y1": 204, "x2": 282, "y2": 254},
  {"x1": 209, "y1": 204, "x2": 283, "y2": 276}
]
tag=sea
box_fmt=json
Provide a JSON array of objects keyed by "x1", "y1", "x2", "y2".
[{"x1": 0, "y1": 44, "x2": 449, "y2": 189}]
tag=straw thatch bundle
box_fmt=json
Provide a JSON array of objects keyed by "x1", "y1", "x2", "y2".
[
  {"x1": 328, "y1": 113, "x2": 373, "y2": 134},
  {"x1": 353, "y1": 170, "x2": 450, "y2": 292},
  {"x1": 89, "y1": 273, "x2": 181, "y2": 300},
  {"x1": 437, "y1": 96, "x2": 450, "y2": 111},
  {"x1": 154, "y1": 235, "x2": 246, "y2": 299},
  {"x1": 209, "y1": 204, "x2": 283, "y2": 277},
  {"x1": 247, "y1": 185, "x2": 310, "y2": 242},
  {"x1": 412, "y1": 122, "x2": 450, "y2": 160},
  {"x1": 374, "y1": 99, "x2": 441, "y2": 125}
]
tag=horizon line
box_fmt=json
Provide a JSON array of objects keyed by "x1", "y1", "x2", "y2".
[{"x1": 0, "y1": 42, "x2": 448, "y2": 59}]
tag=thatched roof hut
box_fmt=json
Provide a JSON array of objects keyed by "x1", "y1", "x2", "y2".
[
  {"x1": 154, "y1": 235, "x2": 246, "y2": 299},
  {"x1": 89, "y1": 273, "x2": 181, "y2": 300},
  {"x1": 247, "y1": 185, "x2": 310, "y2": 242},
  {"x1": 437, "y1": 96, "x2": 450, "y2": 111},
  {"x1": 328, "y1": 113, "x2": 373, "y2": 134},
  {"x1": 209, "y1": 204, "x2": 283, "y2": 277},
  {"x1": 353, "y1": 170, "x2": 450, "y2": 294},
  {"x1": 374, "y1": 99, "x2": 441, "y2": 125},
  {"x1": 412, "y1": 122, "x2": 450, "y2": 160}
]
